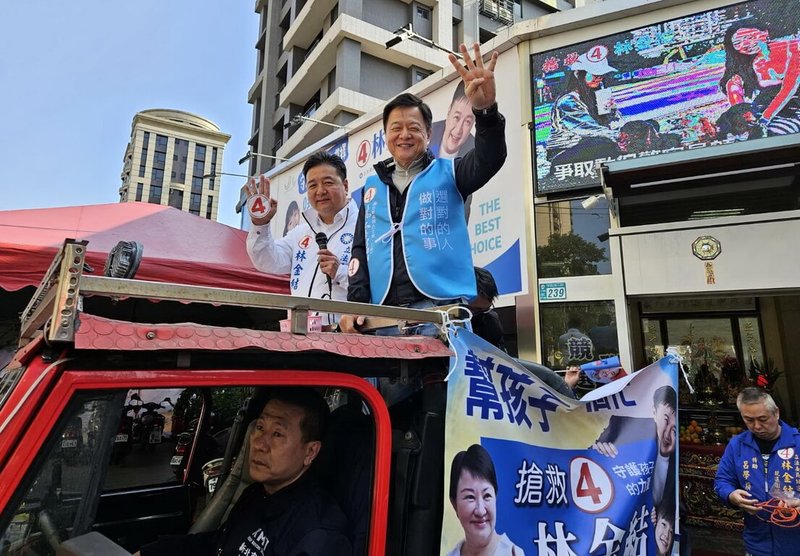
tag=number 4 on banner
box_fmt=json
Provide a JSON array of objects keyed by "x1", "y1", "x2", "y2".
[{"x1": 570, "y1": 457, "x2": 613, "y2": 513}]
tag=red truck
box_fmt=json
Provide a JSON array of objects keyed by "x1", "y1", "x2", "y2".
[{"x1": 0, "y1": 240, "x2": 456, "y2": 555}]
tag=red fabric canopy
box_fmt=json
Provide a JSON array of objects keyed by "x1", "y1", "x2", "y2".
[{"x1": 0, "y1": 203, "x2": 288, "y2": 293}]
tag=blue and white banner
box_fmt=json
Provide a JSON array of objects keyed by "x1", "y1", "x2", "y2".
[{"x1": 442, "y1": 329, "x2": 679, "y2": 555}]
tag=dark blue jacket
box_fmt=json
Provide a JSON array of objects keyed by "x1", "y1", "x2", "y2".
[
  {"x1": 141, "y1": 472, "x2": 351, "y2": 556},
  {"x1": 714, "y1": 421, "x2": 800, "y2": 556}
]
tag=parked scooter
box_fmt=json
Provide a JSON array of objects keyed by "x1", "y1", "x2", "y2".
[
  {"x1": 136, "y1": 398, "x2": 172, "y2": 453},
  {"x1": 169, "y1": 414, "x2": 231, "y2": 482},
  {"x1": 110, "y1": 402, "x2": 139, "y2": 464}
]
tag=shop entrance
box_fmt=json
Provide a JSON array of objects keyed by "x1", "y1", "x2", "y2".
[
  {"x1": 639, "y1": 302, "x2": 765, "y2": 408},
  {"x1": 633, "y1": 294, "x2": 799, "y2": 554}
]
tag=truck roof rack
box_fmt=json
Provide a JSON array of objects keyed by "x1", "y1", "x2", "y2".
[{"x1": 19, "y1": 239, "x2": 460, "y2": 345}]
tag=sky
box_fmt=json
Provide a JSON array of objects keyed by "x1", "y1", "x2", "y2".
[{"x1": 0, "y1": 1, "x2": 258, "y2": 228}]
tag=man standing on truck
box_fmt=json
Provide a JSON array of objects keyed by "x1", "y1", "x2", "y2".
[
  {"x1": 340, "y1": 43, "x2": 506, "y2": 334},
  {"x1": 137, "y1": 387, "x2": 351, "y2": 556},
  {"x1": 245, "y1": 151, "x2": 358, "y2": 326}
]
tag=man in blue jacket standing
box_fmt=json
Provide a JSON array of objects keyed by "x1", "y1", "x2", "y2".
[
  {"x1": 714, "y1": 387, "x2": 800, "y2": 556},
  {"x1": 340, "y1": 42, "x2": 506, "y2": 333}
]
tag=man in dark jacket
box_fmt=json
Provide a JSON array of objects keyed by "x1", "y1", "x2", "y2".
[
  {"x1": 340, "y1": 42, "x2": 506, "y2": 333},
  {"x1": 137, "y1": 388, "x2": 351, "y2": 556}
]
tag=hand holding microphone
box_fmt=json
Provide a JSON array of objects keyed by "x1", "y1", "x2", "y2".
[{"x1": 315, "y1": 232, "x2": 337, "y2": 291}]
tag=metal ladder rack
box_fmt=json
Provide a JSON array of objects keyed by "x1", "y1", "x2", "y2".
[{"x1": 19, "y1": 239, "x2": 457, "y2": 345}]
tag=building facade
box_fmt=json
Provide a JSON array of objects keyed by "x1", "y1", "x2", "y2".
[
  {"x1": 119, "y1": 109, "x2": 231, "y2": 221},
  {"x1": 245, "y1": 0, "x2": 586, "y2": 176}
]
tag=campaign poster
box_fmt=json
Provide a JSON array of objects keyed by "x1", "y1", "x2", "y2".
[
  {"x1": 531, "y1": 0, "x2": 800, "y2": 194},
  {"x1": 265, "y1": 47, "x2": 528, "y2": 300},
  {"x1": 442, "y1": 329, "x2": 680, "y2": 555}
]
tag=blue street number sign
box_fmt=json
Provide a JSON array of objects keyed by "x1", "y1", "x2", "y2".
[{"x1": 539, "y1": 282, "x2": 567, "y2": 302}]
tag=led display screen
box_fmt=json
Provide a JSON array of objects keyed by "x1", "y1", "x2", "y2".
[{"x1": 531, "y1": 0, "x2": 800, "y2": 194}]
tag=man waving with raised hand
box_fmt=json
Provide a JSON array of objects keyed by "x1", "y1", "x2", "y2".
[
  {"x1": 245, "y1": 151, "x2": 358, "y2": 326},
  {"x1": 341, "y1": 43, "x2": 507, "y2": 334}
]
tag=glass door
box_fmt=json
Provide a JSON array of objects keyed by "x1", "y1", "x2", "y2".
[{"x1": 639, "y1": 314, "x2": 765, "y2": 406}]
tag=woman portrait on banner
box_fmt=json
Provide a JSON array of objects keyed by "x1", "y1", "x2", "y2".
[
  {"x1": 447, "y1": 444, "x2": 525, "y2": 556},
  {"x1": 545, "y1": 45, "x2": 623, "y2": 166},
  {"x1": 719, "y1": 20, "x2": 800, "y2": 136}
]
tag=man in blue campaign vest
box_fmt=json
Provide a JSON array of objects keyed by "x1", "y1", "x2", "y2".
[
  {"x1": 340, "y1": 42, "x2": 506, "y2": 334},
  {"x1": 714, "y1": 387, "x2": 800, "y2": 556}
]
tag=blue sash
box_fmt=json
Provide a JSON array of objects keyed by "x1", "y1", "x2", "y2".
[{"x1": 363, "y1": 159, "x2": 476, "y2": 304}]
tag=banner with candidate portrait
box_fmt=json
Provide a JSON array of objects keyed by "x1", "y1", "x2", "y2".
[
  {"x1": 263, "y1": 48, "x2": 528, "y2": 301},
  {"x1": 441, "y1": 329, "x2": 680, "y2": 555},
  {"x1": 531, "y1": 0, "x2": 800, "y2": 195}
]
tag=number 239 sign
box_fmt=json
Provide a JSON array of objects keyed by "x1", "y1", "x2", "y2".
[{"x1": 539, "y1": 282, "x2": 567, "y2": 302}]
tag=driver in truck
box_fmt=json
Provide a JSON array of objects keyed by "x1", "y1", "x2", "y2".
[{"x1": 136, "y1": 387, "x2": 351, "y2": 556}]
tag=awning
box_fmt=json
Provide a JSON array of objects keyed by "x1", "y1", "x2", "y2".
[{"x1": 0, "y1": 202, "x2": 288, "y2": 293}]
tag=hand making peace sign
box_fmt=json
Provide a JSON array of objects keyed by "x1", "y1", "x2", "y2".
[{"x1": 448, "y1": 42, "x2": 499, "y2": 111}]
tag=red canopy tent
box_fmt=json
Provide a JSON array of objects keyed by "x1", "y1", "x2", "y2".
[{"x1": 0, "y1": 203, "x2": 288, "y2": 293}]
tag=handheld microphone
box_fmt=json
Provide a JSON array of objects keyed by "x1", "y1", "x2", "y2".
[{"x1": 315, "y1": 232, "x2": 332, "y2": 290}]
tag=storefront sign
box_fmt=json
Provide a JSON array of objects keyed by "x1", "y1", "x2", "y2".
[
  {"x1": 539, "y1": 281, "x2": 567, "y2": 301},
  {"x1": 442, "y1": 329, "x2": 680, "y2": 555},
  {"x1": 531, "y1": 0, "x2": 800, "y2": 194}
]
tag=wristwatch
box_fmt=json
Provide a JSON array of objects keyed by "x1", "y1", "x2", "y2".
[{"x1": 473, "y1": 103, "x2": 498, "y2": 116}]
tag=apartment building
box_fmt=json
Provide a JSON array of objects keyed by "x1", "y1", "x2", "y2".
[
  {"x1": 119, "y1": 109, "x2": 231, "y2": 221},
  {"x1": 245, "y1": 0, "x2": 581, "y2": 175}
]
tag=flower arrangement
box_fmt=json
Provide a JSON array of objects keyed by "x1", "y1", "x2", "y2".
[{"x1": 749, "y1": 358, "x2": 782, "y2": 390}]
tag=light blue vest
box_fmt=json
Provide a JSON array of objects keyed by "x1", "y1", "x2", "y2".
[{"x1": 363, "y1": 158, "x2": 477, "y2": 304}]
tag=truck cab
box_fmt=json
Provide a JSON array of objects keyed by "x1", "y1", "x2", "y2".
[{"x1": 0, "y1": 240, "x2": 455, "y2": 555}]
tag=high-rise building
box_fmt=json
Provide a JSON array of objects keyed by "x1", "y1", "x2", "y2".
[
  {"x1": 119, "y1": 109, "x2": 231, "y2": 221},
  {"x1": 245, "y1": 0, "x2": 583, "y2": 175}
]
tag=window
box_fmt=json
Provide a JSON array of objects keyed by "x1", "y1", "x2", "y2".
[
  {"x1": 151, "y1": 168, "x2": 164, "y2": 185},
  {"x1": 413, "y1": 68, "x2": 431, "y2": 83},
  {"x1": 206, "y1": 196, "x2": 213, "y2": 219},
  {"x1": 540, "y1": 301, "x2": 618, "y2": 370},
  {"x1": 534, "y1": 198, "x2": 611, "y2": 278},
  {"x1": 638, "y1": 299, "x2": 765, "y2": 406},
  {"x1": 136, "y1": 183, "x2": 143, "y2": 202},
  {"x1": 190, "y1": 193, "x2": 201, "y2": 213},
  {"x1": 148, "y1": 185, "x2": 162, "y2": 204},
  {"x1": 416, "y1": 5, "x2": 430, "y2": 19},
  {"x1": 0, "y1": 384, "x2": 375, "y2": 554},
  {"x1": 195, "y1": 145, "x2": 206, "y2": 159},
  {"x1": 155, "y1": 135, "x2": 168, "y2": 151},
  {"x1": 168, "y1": 188, "x2": 184, "y2": 210},
  {"x1": 0, "y1": 392, "x2": 122, "y2": 553}
]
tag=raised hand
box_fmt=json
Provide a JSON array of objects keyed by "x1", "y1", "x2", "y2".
[
  {"x1": 244, "y1": 174, "x2": 278, "y2": 226},
  {"x1": 448, "y1": 42, "x2": 499, "y2": 111}
]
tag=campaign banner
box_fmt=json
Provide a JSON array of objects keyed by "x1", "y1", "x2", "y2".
[
  {"x1": 531, "y1": 0, "x2": 800, "y2": 194},
  {"x1": 442, "y1": 329, "x2": 679, "y2": 555}
]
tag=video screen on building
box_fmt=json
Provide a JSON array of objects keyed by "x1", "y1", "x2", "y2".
[{"x1": 530, "y1": 0, "x2": 800, "y2": 195}]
